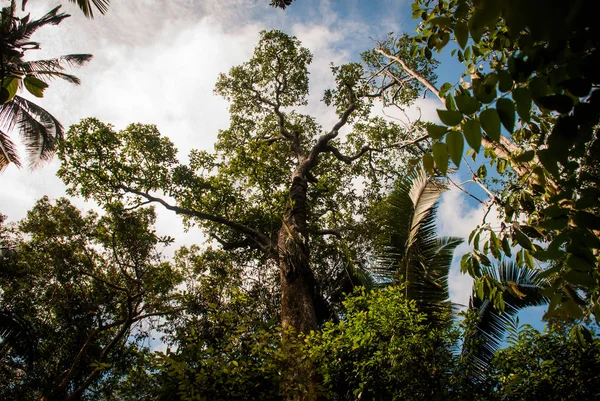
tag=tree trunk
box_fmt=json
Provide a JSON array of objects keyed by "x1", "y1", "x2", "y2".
[{"x1": 277, "y1": 172, "x2": 321, "y2": 401}]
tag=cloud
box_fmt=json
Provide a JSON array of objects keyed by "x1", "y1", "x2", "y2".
[{"x1": 437, "y1": 186, "x2": 500, "y2": 308}]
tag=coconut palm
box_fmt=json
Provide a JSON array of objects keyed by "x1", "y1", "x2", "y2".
[
  {"x1": 371, "y1": 167, "x2": 463, "y2": 327},
  {"x1": 461, "y1": 261, "x2": 549, "y2": 381},
  {"x1": 0, "y1": 2, "x2": 92, "y2": 171}
]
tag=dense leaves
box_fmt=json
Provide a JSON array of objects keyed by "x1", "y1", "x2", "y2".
[
  {"x1": 0, "y1": 198, "x2": 183, "y2": 400},
  {"x1": 393, "y1": 0, "x2": 600, "y2": 324}
]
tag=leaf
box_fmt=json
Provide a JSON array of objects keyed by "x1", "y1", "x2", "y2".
[
  {"x1": 455, "y1": 22, "x2": 469, "y2": 49},
  {"x1": 1, "y1": 77, "x2": 19, "y2": 104},
  {"x1": 432, "y1": 142, "x2": 448, "y2": 175},
  {"x1": 23, "y1": 75, "x2": 49, "y2": 98},
  {"x1": 455, "y1": 94, "x2": 480, "y2": 115},
  {"x1": 498, "y1": 70, "x2": 513, "y2": 92},
  {"x1": 513, "y1": 150, "x2": 535, "y2": 162},
  {"x1": 462, "y1": 119, "x2": 482, "y2": 152},
  {"x1": 528, "y1": 76, "x2": 548, "y2": 99},
  {"x1": 422, "y1": 153, "x2": 434, "y2": 174},
  {"x1": 427, "y1": 124, "x2": 448, "y2": 140},
  {"x1": 536, "y1": 95, "x2": 574, "y2": 114},
  {"x1": 513, "y1": 225, "x2": 533, "y2": 250},
  {"x1": 446, "y1": 130, "x2": 464, "y2": 167},
  {"x1": 437, "y1": 109, "x2": 463, "y2": 126},
  {"x1": 439, "y1": 82, "x2": 453, "y2": 97},
  {"x1": 479, "y1": 108, "x2": 501, "y2": 141},
  {"x1": 513, "y1": 87, "x2": 532, "y2": 122},
  {"x1": 496, "y1": 98, "x2": 515, "y2": 133}
]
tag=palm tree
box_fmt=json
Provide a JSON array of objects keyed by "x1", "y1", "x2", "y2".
[
  {"x1": 372, "y1": 167, "x2": 463, "y2": 327},
  {"x1": 461, "y1": 261, "x2": 549, "y2": 381},
  {"x1": 0, "y1": 2, "x2": 92, "y2": 171}
]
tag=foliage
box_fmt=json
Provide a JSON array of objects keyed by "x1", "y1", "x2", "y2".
[
  {"x1": 372, "y1": 167, "x2": 462, "y2": 327},
  {"x1": 57, "y1": 30, "x2": 435, "y2": 334},
  {"x1": 389, "y1": 0, "x2": 600, "y2": 322},
  {"x1": 489, "y1": 323, "x2": 600, "y2": 400},
  {"x1": 154, "y1": 292, "x2": 284, "y2": 401},
  {"x1": 0, "y1": 197, "x2": 183, "y2": 401},
  {"x1": 0, "y1": 1, "x2": 92, "y2": 170},
  {"x1": 307, "y1": 286, "x2": 458, "y2": 401},
  {"x1": 461, "y1": 261, "x2": 549, "y2": 382}
]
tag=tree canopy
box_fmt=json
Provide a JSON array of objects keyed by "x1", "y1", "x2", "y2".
[{"x1": 2, "y1": 1, "x2": 600, "y2": 400}]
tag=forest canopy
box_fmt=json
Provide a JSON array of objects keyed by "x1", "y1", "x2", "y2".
[{"x1": 1, "y1": 0, "x2": 599, "y2": 400}]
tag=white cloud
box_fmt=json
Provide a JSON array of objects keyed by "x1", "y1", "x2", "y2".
[
  {"x1": 0, "y1": 0, "x2": 362, "y2": 254},
  {"x1": 437, "y1": 186, "x2": 500, "y2": 308}
]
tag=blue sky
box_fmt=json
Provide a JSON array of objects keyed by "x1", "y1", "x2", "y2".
[{"x1": 1, "y1": 0, "x2": 545, "y2": 331}]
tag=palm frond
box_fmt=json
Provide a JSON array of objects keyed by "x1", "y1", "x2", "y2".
[
  {"x1": 69, "y1": 0, "x2": 110, "y2": 18},
  {"x1": 270, "y1": 0, "x2": 294, "y2": 9},
  {"x1": 462, "y1": 260, "x2": 549, "y2": 380},
  {"x1": 370, "y1": 167, "x2": 460, "y2": 327},
  {"x1": 12, "y1": 95, "x2": 63, "y2": 168},
  {"x1": 22, "y1": 6, "x2": 69, "y2": 39},
  {"x1": 0, "y1": 129, "x2": 21, "y2": 170},
  {"x1": 17, "y1": 54, "x2": 93, "y2": 84},
  {"x1": 0, "y1": 309, "x2": 37, "y2": 365},
  {"x1": 408, "y1": 168, "x2": 446, "y2": 248}
]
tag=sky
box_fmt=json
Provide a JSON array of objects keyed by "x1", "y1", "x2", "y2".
[{"x1": 0, "y1": 0, "x2": 545, "y2": 325}]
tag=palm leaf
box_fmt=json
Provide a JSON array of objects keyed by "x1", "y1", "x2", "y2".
[
  {"x1": 372, "y1": 167, "x2": 461, "y2": 326},
  {"x1": 12, "y1": 95, "x2": 63, "y2": 168},
  {"x1": 0, "y1": 129, "x2": 21, "y2": 171},
  {"x1": 21, "y1": 6, "x2": 69, "y2": 39},
  {"x1": 68, "y1": 0, "x2": 110, "y2": 18},
  {"x1": 16, "y1": 54, "x2": 93, "y2": 84},
  {"x1": 0, "y1": 309, "x2": 37, "y2": 365},
  {"x1": 270, "y1": 0, "x2": 294, "y2": 9},
  {"x1": 462, "y1": 260, "x2": 549, "y2": 380}
]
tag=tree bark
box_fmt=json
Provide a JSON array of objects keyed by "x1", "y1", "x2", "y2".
[
  {"x1": 278, "y1": 170, "x2": 323, "y2": 401},
  {"x1": 278, "y1": 173, "x2": 318, "y2": 333}
]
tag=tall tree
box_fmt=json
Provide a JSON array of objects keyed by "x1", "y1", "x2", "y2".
[
  {"x1": 0, "y1": 2, "x2": 92, "y2": 170},
  {"x1": 0, "y1": 198, "x2": 184, "y2": 401},
  {"x1": 57, "y1": 30, "x2": 437, "y2": 400}
]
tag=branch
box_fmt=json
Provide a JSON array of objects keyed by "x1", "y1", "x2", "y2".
[
  {"x1": 210, "y1": 233, "x2": 256, "y2": 251},
  {"x1": 324, "y1": 134, "x2": 430, "y2": 165},
  {"x1": 375, "y1": 47, "x2": 532, "y2": 178},
  {"x1": 303, "y1": 86, "x2": 358, "y2": 173},
  {"x1": 375, "y1": 47, "x2": 442, "y2": 100},
  {"x1": 119, "y1": 186, "x2": 277, "y2": 257}
]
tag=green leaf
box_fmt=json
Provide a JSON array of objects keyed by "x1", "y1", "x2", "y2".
[
  {"x1": 439, "y1": 82, "x2": 453, "y2": 97},
  {"x1": 446, "y1": 130, "x2": 464, "y2": 167},
  {"x1": 536, "y1": 95, "x2": 574, "y2": 114},
  {"x1": 502, "y1": 236, "x2": 512, "y2": 257},
  {"x1": 422, "y1": 153, "x2": 434, "y2": 174},
  {"x1": 427, "y1": 124, "x2": 448, "y2": 140},
  {"x1": 437, "y1": 109, "x2": 463, "y2": 126},
  {"x1": 455, "y1": 94, "x2": 480, "y2": 115},
  {"x1": 513, "y1": 225, "x2": 533, "y2": 250},
  {"x1": 498, "y1": 70, "x2": 513, "y2": 92},
  {"x1": 513, "y1": 150, "x2": 535, "y2": 162},
  {"x1": 566, "y1": 254, "x2": 595, "y2": 272},
  {"x1": 480, "y1": 108, "x2": 501, "y2": 141},
  {"x1": 1, "y1": 77, "x2": 19, "y2": 103},
  {"x1": 496, "y1": 98, "x2": 515, "y2": 133},
  {"x1": 23, "y1": 75, "x2": 49, "y2": 98},
  {"x1": 513, "y1": 87, "x2": 532, "y2": 122},
  {"x1": 432, "y1": 142, "x2": 448, "y2": 175},
  {"x1": 528, "y1": 76, "x2": 548, "y2": 99},
  {"x1": 462, "y1": 119, "x2": 482, "y2": 152},
  {"x1": 454, "y1": 22, "x2": 469, "y2": 49}
]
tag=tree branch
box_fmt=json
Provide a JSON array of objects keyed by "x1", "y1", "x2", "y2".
[{"x1": 119, "y1": 185, "x2": 277, "y2": 257}]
